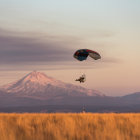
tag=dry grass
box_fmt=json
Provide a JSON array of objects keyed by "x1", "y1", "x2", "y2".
[{"x1": 0, "y1": 113, "x2": 140, "y2": 140}]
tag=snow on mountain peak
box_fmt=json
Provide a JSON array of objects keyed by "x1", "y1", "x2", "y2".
[
  {"x1": 22, "y1": 71, "x2": 55, "y2": 85},
  {"x1": 2, "y1": 71, "x2": 61, "y2": 94},
  {"x1": 2, "y1": 71, "x2": 104, "y2": 97}
]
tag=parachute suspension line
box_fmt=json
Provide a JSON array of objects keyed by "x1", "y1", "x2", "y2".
[
  {"x1": 79, "y1": 66, "x2": 82, "y2": 77},
  {"x1": 82, "y1": 61, "x2": 87, "y2": 76},
  {"x1": 83, "y1": 66, "x2": 87, "y2": 83},
  {"x1": 80, "y1": 62, "x2": 85, "y2": 77}
]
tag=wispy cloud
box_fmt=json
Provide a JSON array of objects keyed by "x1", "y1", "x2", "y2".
[
  {"x1": 0, "y1": 28, "x2": 120, "y2": 71},
  {"x1": 0, "y1": 28, "x2": 76, "y2": 64}
]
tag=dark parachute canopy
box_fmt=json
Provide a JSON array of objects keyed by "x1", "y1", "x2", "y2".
[{"x1": 73, "y1": 49, "x2": 101, "y2": 61}]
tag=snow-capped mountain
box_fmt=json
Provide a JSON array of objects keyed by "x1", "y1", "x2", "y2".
[
  {"x1": 1, "y1": 71, "x2": 140, "y2": 111},
  {"x1": 1, "y1": 71, "x2": 104, "y2": 99}
]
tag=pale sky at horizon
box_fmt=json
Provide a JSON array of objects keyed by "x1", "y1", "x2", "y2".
[{"x1": 0, "y1": 0, "x2": 140, "y2": 96}]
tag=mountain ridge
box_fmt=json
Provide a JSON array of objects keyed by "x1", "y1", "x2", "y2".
[{"x1": 1, "y1": 71, "x2": 104, "y2": 98}]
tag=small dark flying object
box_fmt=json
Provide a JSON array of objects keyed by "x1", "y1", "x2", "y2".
[{"x1": 75, "y1": 74, "x2": 86, "y2": 83}]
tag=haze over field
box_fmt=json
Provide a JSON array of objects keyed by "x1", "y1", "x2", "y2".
[{"x1": 0, "y1": 0, "x2": 140, "y2": 96}]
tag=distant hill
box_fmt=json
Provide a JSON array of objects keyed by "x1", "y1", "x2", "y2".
[{"x1": 121, "y1": 92, "x2": 140, "y2": 105}]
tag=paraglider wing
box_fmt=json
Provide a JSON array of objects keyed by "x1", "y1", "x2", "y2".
[
  {"x1": 73, "y1": 49, "x2": 101, "y2": 61},
  {"x1": 73, "y1": 49, "x2": 89, "y2": 61}
]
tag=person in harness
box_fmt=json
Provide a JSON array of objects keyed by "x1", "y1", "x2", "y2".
[{"x1": 75, "y1": 74, "x2": 86, "y2": 83}]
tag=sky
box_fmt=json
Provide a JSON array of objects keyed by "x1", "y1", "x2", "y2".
[{"x1": 0, "y1": 0, "x2": 140, "y2": 96}]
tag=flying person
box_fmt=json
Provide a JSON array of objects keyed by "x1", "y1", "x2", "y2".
[{"x1": 75, "y1": 74, "x2": 86, "y2": 83}]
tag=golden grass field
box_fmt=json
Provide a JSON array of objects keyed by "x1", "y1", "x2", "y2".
[{"x1": 0, "y1": 113, "x2": 140, "y2": 140}]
